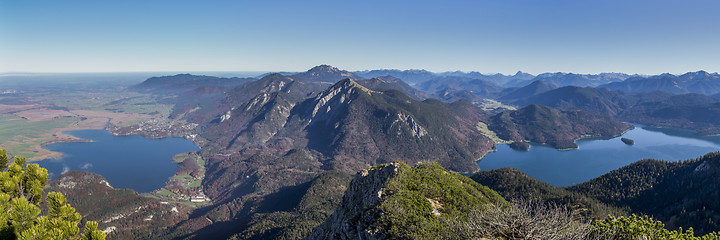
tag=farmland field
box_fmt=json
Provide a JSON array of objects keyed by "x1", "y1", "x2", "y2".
[{"x1": 0, "y1": 84, "x2": 174, "y2": 161}]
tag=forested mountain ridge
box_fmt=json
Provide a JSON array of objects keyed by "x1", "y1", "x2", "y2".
[
  {"x1": 568, "y1": 152, "x2": 720, "y2": 235},
  {"x1": 132, "y1": 74, "x2": 255, "y2": 92},
  {"x1": 619, "y1": 100, "x2": 720, "y2": 135},
  {"x1": 509, "y1": 86, "x2": 635, "y2": 116},
  {"x1": 130, "y1": 74, "x2": 257, "y2": 126},
  {"x1": 471, "y1": 168, "x2": 627, "y2": 220},
  {"x1": 47, "y1": 171, "x2": 190, "y2": 239},
  {"x1": 487, "y1": 104, "x2": 632, "y2": 149}
]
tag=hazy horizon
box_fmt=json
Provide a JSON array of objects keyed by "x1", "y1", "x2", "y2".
[{"x1": 1, "y1": 67, "x2": 718, "y2": 77}]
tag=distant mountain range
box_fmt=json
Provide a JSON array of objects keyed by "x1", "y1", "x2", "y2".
[
  {"x1": 601, "y1": 71, "x2": 720, "y2": 95},
  {"x1": 416, "y1": 76, "x2": 504, "y2": 99},
  {"x1": 531, "y1": 72, "x2": 634, "y2": 88},
  {"x1": 505, "y1": 84, "x2": 720, "y2": 135},
  {"x1": 352, "y1": 69, "x2": 720, "y2": 112},
  {"x1": 356, "y1": 76, "x2": 431, "y2": 100},
  {"x1": 353, "y1": 69, "x2": 536, "y2": 87}
]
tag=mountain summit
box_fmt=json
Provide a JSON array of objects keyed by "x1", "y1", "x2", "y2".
[
  {"x1": 292, "y1": 65, "x2": 360, "y2": 83},
  {"x1": 308, "y1": 162, "x2": 506, "y2": 239},
  {"x1": 308, "y1": 64, "x2": 343, "y2": 74}
]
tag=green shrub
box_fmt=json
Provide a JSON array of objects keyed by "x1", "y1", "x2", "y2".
[
  {"x1": 592, "y1": 214, "x2": 720, "y2": 240},
  {"x1": 0, "y1": 149, "x2": 105, "y2": 240},
  {"x1": 376, "y1": 162, "x2": 506, "y2": 239}
]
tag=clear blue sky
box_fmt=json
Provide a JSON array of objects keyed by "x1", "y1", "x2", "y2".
[{"x1": 2, "y1": 0, "x2": 719, "y2": 74}]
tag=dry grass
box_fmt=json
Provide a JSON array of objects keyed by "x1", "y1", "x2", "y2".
[{"x1": 452, "y1": 199, "x2": 602, "y2": 240}]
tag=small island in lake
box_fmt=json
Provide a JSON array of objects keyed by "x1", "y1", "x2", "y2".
[
  {"x1": 509, "y1": 142, "x2": 530, "y2": 151},
  {"x1": 621, "y1": 137, "x2": 635, "y2": 145}
]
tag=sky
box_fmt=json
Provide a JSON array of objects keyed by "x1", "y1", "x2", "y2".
[{"x1": 1, "y1": 0, "x2": 719, "y2": 75}]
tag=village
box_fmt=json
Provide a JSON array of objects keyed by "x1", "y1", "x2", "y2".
[
  {"x1": 110, "y1": 119, "x2": 197, "y2": 139},
  {"x1": 146, "y1": 151, "x2": 211, "y2": 206}
]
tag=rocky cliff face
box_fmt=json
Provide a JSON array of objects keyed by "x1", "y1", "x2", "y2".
[{"x1": 307, "y1": 163, "x2": 401, "y2": 240}]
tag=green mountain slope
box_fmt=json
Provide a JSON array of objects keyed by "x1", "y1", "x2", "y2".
[
  {"x1": 488, "y1": 104, "x2": 631, "y2": 149},
  {"x1": 232, "y1": 171, "x2": 353, "y2": 240},
  {"x1": 47, "y1": 171, "x2": 191, "y2": 239},
  {"x1": 132, "y1": 74, "x2": 254, "y2": 93},
  {"x1": 568, "y1": 152, "x2": 720, "y2": 235},
  {"x1": 498, "y1": 80, "x2": 558, "y2": 102},
  {"x1": 471, "y1": 168, "x2": 626, "y2": 220},
  {"x1": 309, "y1": 162, "x2": 506, "y2": 239}
]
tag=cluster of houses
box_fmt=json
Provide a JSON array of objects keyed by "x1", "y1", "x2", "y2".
[{"x1": 190, "y1": 194, "x2": 208, "y2": 203}]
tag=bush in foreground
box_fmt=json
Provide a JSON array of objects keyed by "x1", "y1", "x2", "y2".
[
  {"x1": 455, "y1": 198, "x2": 720, "y2": 240},
  {"x1": 593, "y1": 214, "x2": 720, "y2": 240},
  {"x1": 455, "y1": 199, "x2": 596, "y2": 240},
  {"x1": 0, "y1": 149, "x2": 105, "y2": 240}
]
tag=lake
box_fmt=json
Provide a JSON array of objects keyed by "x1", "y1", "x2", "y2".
[
  {"x1": 39, "y1": 129, "x2": 199, "y2": 193},
  {"x1": 477, "y1": 124, "x2": 720, "y2": 187}
]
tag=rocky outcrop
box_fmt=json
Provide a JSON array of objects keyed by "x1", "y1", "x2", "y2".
[
  {"x1": 391, "y1": 112, "x2": 428, "y2": 138},
  {"x1": 310, "y1": 78, "x2": 375, "y2": 119},
  {"x1": 307, "y1": 163, "x2": 401, "y2": 240}
]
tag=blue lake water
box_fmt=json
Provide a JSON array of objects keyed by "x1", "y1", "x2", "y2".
[
  {"x1": 39, "y1": 129, "x2": 199, "y2": 193},
  {"x1": 477, "y1": 124, "x2": 720, "y2": 187}
]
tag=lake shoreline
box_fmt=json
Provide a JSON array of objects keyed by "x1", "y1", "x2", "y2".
[
  {"x1": 38, "y1": 129, "x2": 200, "y2": 193},
  {"x1": 477, "y1": 123, "x2": 720, "y2": 187}
]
